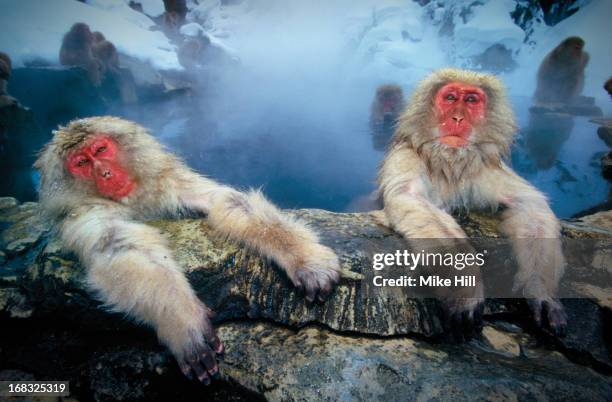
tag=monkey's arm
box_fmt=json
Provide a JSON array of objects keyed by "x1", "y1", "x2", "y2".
[
  {"x1": 379, "y1": 146, "x2": 467, "y2": 238},
  {"x1": 60, "y1": 203, "x2": 222, "y2": 382},
  {"x1": 379, "y1": 146, "x2": 483, "y2": 338},
  {"x1": 480, "y1": 165, "x2": 566, "y2": 333},
  {"x1": 177, "y1": 174, "x2": 340, "y2": 302}
]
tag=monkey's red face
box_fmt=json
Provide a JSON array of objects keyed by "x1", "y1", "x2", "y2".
[
  {"x1": 435, "y1": 82, "x2": 487, "y2": 148},
  {"x1": 380, "y1": 93, "x2": 401, "y2": 114},
  {"x1": 66, "y1": 135, "x2": 136, "y2": 200}
]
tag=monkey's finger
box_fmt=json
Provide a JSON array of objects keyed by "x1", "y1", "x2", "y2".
[
  {"x1": 302, "y1": 278, "x2": 318, "y2": 303},
  {"x1": 199, "y1": 344, "x2": 219, "y2": 377},
  {"x1": 461, "y1": 310, "x2": 474, "y2": 340},
  {"x1": 317, "y1": 281, "x2": 333, "y2": 302},
  {"x1": 452, "y1": 313, "x2": 465, "y2": 343},
  {"x1": 442, "y1": 308, "x2": 453, "y2": 332},
  {"x1": 543, "y1": 301, "x2": 567, "y2": 337},
  {"x1": 179, "y1": 363, "x2": 193, "y2": 380},
  {"x1": 208, "y1": 335, "x2": 224, "y2": 355},
  {"x1": 527, "y1": 299, "x2": 543, "y2": 327},
  {"x1": 204, "y1": 306, "x2": 216, "y2": 319},
  {"x1": 474, "y1": 303, "x2": 484, "y2": 331},
  {"x1": 190, "y1": 360, "x2": 211, "y2": 385}
]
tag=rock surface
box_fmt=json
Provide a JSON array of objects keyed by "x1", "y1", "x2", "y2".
[{"x1": 0, "y1": 197, "x2": 611, "y2": 401}]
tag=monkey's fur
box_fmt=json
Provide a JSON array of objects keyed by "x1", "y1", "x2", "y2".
[
  {"x1": 60, "y1": 23, "x2": 103, "y2": 86},
  {"x1": 36, "y1": 116, "x2": 340, "y2": 379},
  {"x1": 370, "y1": 84, "x2": 405, "y2": 126},
  {"x1": 379, "y1": 68, "x2": 566, "y2": 336},
  {"x1": 534, "y1": 36, "x2": 589, "y2": 104},
  {"x1": 0, "y1": 51, "x2": 17, "y2": 109}
]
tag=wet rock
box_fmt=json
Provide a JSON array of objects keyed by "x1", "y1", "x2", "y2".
[
  {"x1": 218, "y1": 322, "x2": 612, "y2": 401},
  {"x1": 0, "y1": 200, "x2": 611, "y2": 400},
  {"x1": 577, "y1": 210, "x2": 612, "y2": 231}
]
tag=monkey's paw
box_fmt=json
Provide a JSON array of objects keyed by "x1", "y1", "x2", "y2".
[
  {"x1": 527, "y1": 298, "x2": 567, "y2": 337},
  {"x1": 176, "y1": 307, "x2": 224, "y2": 385},
  {"x1": 288, "y1": 244, "x2": 341, "y2": 303},
  {"x1": 441, "y1": 297, "x2": 485, "y2": 342}
]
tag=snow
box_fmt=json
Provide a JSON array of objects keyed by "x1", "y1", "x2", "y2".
[
  {"x1": 179, "y1": 22, "x2": 238, "y2": 59},
  {"x1": 454, "y1": 0, "x2": 524, "y2": 57},
  {"x1": 0, "y1": 0, "x2": 181, "y2": 70},
  {"x1": 132, "y1": 0, "x2": 166, "y2": 17},
  {"x1": 0, "y1": 0, "x2": 608, "y2": 106}
]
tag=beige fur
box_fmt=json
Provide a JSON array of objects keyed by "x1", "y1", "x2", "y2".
[
  {"x1": 379, "y1": 68, "x2": 566, "y2": 330},
  {"x1": 36, "y1": 116, "x2": 340, "y2": 380}
]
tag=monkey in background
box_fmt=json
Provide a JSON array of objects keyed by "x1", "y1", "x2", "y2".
[
  {"x1": 92, "y1": 35, "x2": 120, "y2": 74},
  {"x1": 35, "y1": 116, "x2": 341, "y2": 383},
  {"x1": 163, "y1": 0, "x2": 187, "y2": 22},
  {"x1": 0, "y1": 52, "x2": 18, "y2": 109},
  {"x1": 370, "y1": 84, "x2": 405, "y2": 151},
  {"x1": 534, "y1": 36, "x2": 589, "y2": 104},
  {"x1": 379, "y1": 69, "x2": 567, "y2": 338},
  {"x1": 59, "y1": 23, "x2": 103, "y2": 86},
  {"x1": 370, "y1": 84, "x2": 405, "y2": 129},
  {"x1": 605, "y1": 77, "x2": 612, "y2": 98}
]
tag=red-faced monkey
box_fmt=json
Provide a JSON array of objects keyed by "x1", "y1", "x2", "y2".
[
  {"x1": 379, "y1": 69, "x2": 566, "y2": 337},
  {"x1": 370, "y1": 84, "x2": 405, "y2": 129},
  {"x1": 35, "y1": 116, "x2": 341, "y2": 383}
]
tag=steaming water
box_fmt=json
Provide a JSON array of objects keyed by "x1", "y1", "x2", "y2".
[{"x1": 142, "y1": 86, "x2": 609, "y2": 219}]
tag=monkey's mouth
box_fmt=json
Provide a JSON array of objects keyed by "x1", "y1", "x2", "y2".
[
  {"x1": 439, "y1": 134, "x2": 469, "y2": 148},
  {"x1": 109, "y1": 180, "x2": 136, "y2": 200}
]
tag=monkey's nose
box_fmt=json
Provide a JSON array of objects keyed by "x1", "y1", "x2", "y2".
[
  {"x1": 452, "y1": 116, "x2": 464, "y2": 124},
  {"x1": 102, "y1": 169, "x2": 112, "y2": 178}
]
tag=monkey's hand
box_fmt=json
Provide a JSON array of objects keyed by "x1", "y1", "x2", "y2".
[
  {"x1": 527, "y1": 298, "x2": 567, "y2": 337},
  {"x1": 162, "y1": 303, "x2": 224, "y2": 384},
  {"x1": 524, "y1": 281, "x2": 567, "y2": 337},
  {"x1": 441, "y1": 288, "x2": 485, "y2": 342},
  {"x1": 284, "y1": 243, "x2": 341, "y2": 303}
]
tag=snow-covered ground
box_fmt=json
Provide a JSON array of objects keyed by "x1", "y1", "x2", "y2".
[
  {"x1": 190, "y1": 0, "x2": 610, "y2": 111},
  {"x1": 0, "y1": 0, "x2": 180, "y2": 70}
]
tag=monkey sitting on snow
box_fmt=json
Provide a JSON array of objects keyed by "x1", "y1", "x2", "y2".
[
  {"x1": 35, "y1": 116, "x2": 341, "y2": 383},
  {"x1": 379, "y1": 68, "x2": 567, "y2": 339}
]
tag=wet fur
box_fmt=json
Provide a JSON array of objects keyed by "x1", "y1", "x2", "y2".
[
  {"x1": 379, "y1": 68, "x2": 565, "y2": 315},
  {"x1": 36, "y1": 116, "x2": 340, "y2": 366}
]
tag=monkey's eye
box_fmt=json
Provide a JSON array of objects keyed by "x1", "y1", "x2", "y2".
[
  {"x1": 445, "y1": 94, "x2": 457, "y2": 101},
  {"x1": 77, "y1": 158, "x2": 89, "y2": 167},
  {"x1": 465, "y1": 94, "x2": 479, "y2": 103},
  {"x1": 95, "y1": 146, "x2": 107, "y2": 155}
]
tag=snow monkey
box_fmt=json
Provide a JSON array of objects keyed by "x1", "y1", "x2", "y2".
[
  {"x1": 59, "y1": 23, "x2": 103, "y2": 86},
  {"x1": 379, "y1": 68, "x2": 566, "y2": 338},
  {"x1": 370, "y1": 84, "x2": 405, "y2": 129},
  {"x1": 534, "y1": 36, "x2": 589, "y2": 104},
  {"x1": 605, "y1": 77, "x2": 612, "y2": 98},
  {"x1": 35, "y1": 116, "x2": 341, "y2": 383},
  {"x1": 0, "y1": 51, "x2": 17, "y2": 109}
]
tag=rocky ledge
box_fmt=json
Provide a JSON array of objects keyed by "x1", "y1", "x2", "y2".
[{"x1": 0, "y1": 197, "x2": 611, "y2": 401}]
